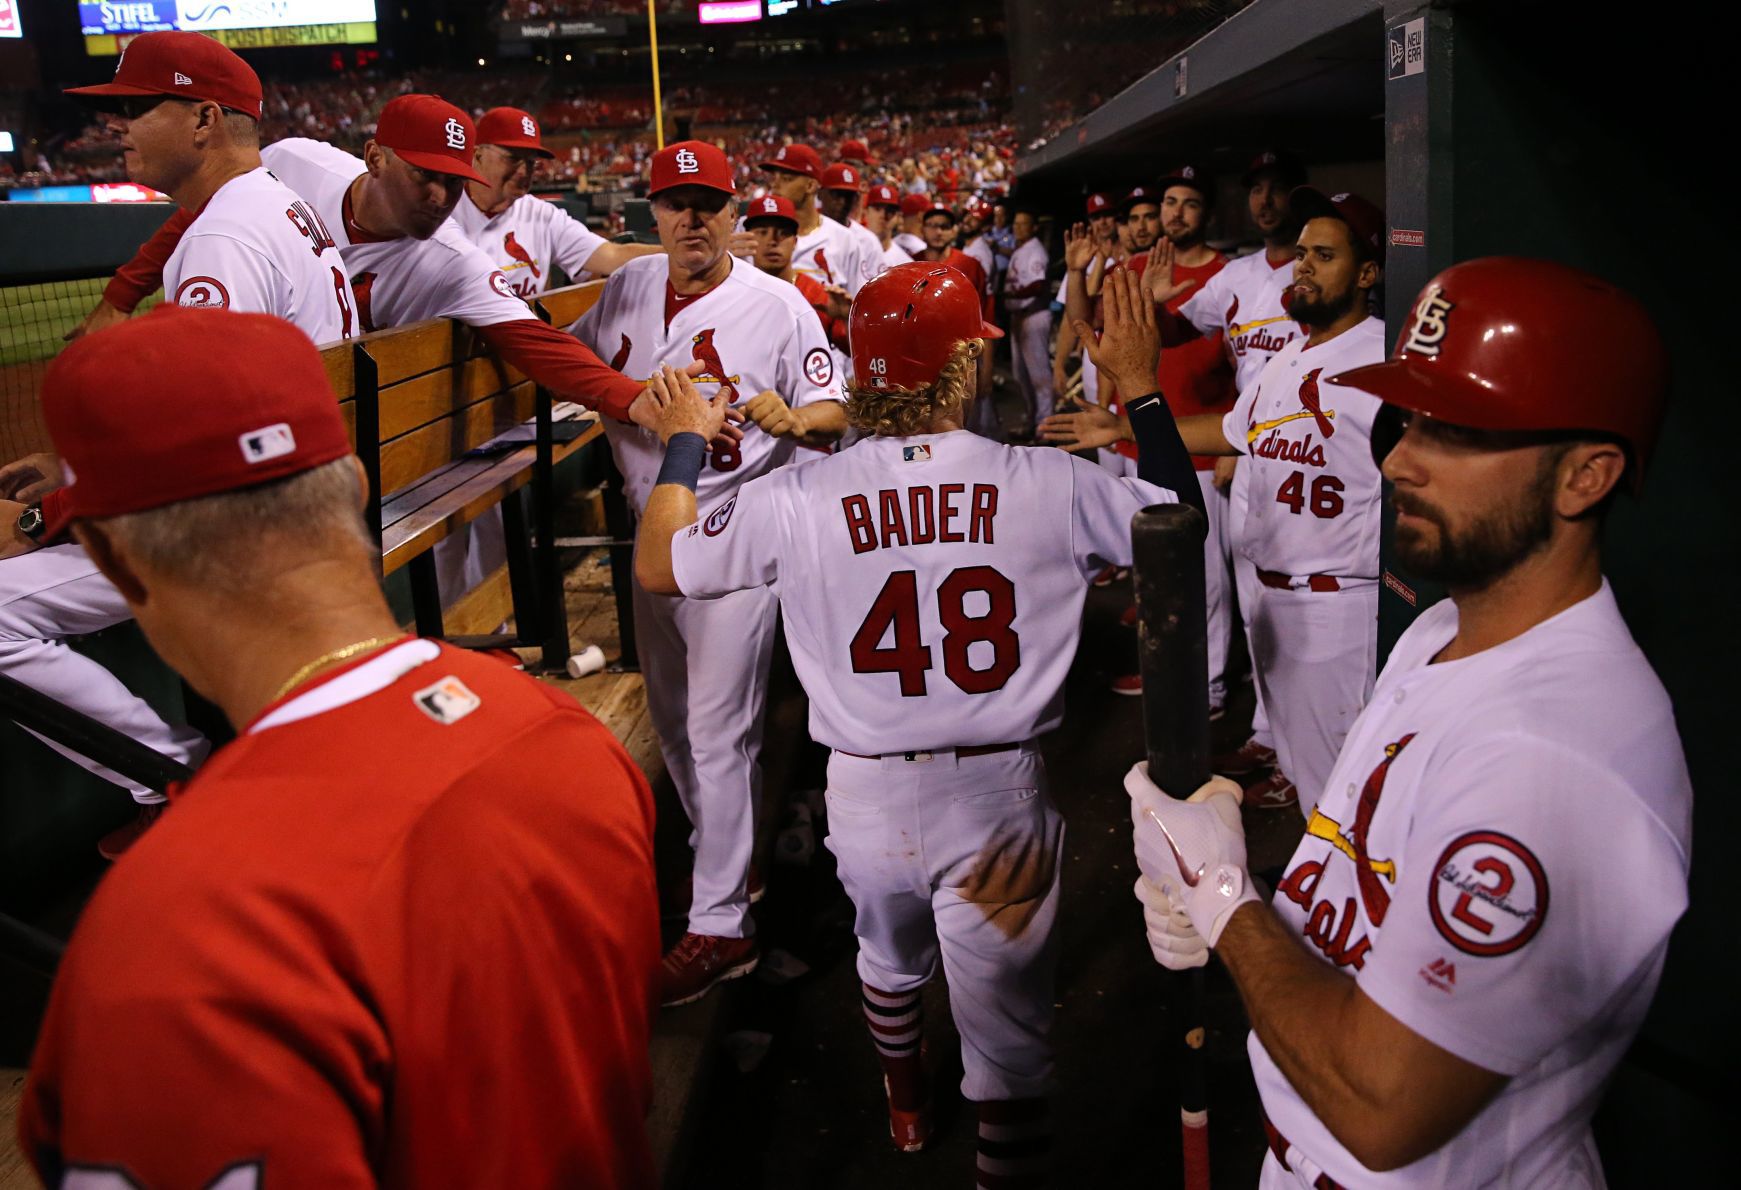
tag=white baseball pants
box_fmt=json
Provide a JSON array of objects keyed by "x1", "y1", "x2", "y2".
[
  {"x1": 1229, "y1": 462, "x2": 1272, "y2": 747},
  {"x1": 1247, "y1": 579, "x2": 1378, "y2": 818},
  {"x1": 824, "y1": 744, "x2": 1064, "y2": 1103},
  {"x1": 632, "y1": 574, "x2": 777, "y2": 939},
  {"x1": 0, "y1": 545, "x2": 208, "y2": 798},
  {"x1": 1007, "y1": 310, "x2": 1056, "y2": 435}
]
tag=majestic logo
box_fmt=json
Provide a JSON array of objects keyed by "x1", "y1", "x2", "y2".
[
  {"x1": 1245, "y1": 368, "x2": 1335, "y2": 446},
  {"x1": 174, "y1": 275, "x2": 230, "y2": 310},
  {"x1": 502, "y1": 231, "x2": 541, "y2": 278},
  {"x1": 173, "y1": 72, "x2": 193, "y2": 86},
  {"x1": 414, "y1": 677, "x2": 482, "y2": 725},
  {"x1": 238, "y1": 423, "x2": 296, "y2": 465},
  {"x1": 520, "y1": 114, "x2": 537, "y2": 137},
  {"x1": 703, "y1": 495, "x2": 737, "y2": 536},
  {"x1": 1430, "y1": 830, "x2": 1548, "y2": 957},
  {"x1": 1418, "y1": 956, "x2": 1457, "y2": 993},
  {"x1": 444, "y1": 117, "x2": 466, "y2": 150},
  {"x1": 609, "y1": 333, "x2": 633, "y2": 372},
  {"x1": 803, "y1": 347, "x2": 834, "y2": 388},
  {"x1": 675, "y1": 147, "x2": 700, "y2": 174},
  {"x1": 1402, "y1": 282, "x2": 1455, "y2": 357},
  {"x1": 691, "y1": 329, "x2": 741, "y2": 403}
]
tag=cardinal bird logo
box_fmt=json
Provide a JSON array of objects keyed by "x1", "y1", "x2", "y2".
[
  {"x1": 503, "y1": 231, "x2": 540, "y2": 278},
  {"x1": 609, "y1": 333, "x2": 633, "y2": 372},
  {"x1": 1298, "y1": 367, "x2": 1335, "y2": 438},
  {"x1": 691, "y1": 328, "x2": 741, "y2": 404},
  {"x1": 1303, "y1": 732, "x2": 1414, "y2": 925},
  {"x1": 812, "y1": 247, "x2": 834, "y2": 283}
]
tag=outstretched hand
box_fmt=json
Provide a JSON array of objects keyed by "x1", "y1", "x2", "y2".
[
  {"x1": 1063, "y1": 221, "x2": 1103, "y2": 274},
  {"x1": 646, "y1": 364, "x2": 730, "y2": 445},
  {"x1": 1038, "y1": 403, "x2": 1126, "y2": 452},
  {"x1": 1074, "y1": 267, "x2": 1160, "y2": 400},
  {"x1": 1144, "y1": 238, "x2": 1198, "y2": 307}
]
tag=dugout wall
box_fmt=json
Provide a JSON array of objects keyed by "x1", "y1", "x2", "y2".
[{"x1": 1012, "y1": 0, "x2": 1735, "y2": 1174}]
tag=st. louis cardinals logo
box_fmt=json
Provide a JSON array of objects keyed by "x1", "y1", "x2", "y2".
[
  {"x1": 609, "y1": 333, "x2": 633, "y2": 372},
  {"x1": 1304, "y1": 733, "x2": 1414, "y2": 926},
  {"x1": 502, "y1": 231, "x2": 541, "y2": 278},
  {"x1": 520, "y1": 114, "x2": 538, "y2": 137},
  {"x1": 1246, "y1": 367, "x2": 1336, "y2": 445},
  {"x1": 444, "y1": 117, "x2": 466, "y2": 150},
  {"x1": 675, "y1": 147, "x2": 700, "y2": 174},
  {"x1": 810, "y1": 247, "x2": 834, "y2": 283},
  {"x1": 690, "y1": 329, "x2": 741, "y2": 403},
  {"x1": 1402, "y1": 282, "x2": 1455, "y2": 357},
  {"x1": 1224, "y1": 293, "x2": 1297, "y2": 356}
]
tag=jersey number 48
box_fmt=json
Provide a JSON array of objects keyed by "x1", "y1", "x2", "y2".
[{"x1": 849, "y1": 566, "x2": 1020, "y2": 696}]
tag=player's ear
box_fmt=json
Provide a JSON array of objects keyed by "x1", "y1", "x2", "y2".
[
  {"x1": 73, "y1": 521, "x2": 148, "y2": 608},
  {"x1": 346, "y1": 455, "x2": 371, "y2": 513},
  {"x1": 1556, "y1": 441, "x2": 1626, "y2": 520},
  {"x1": 363, "y1": 141, "x2": 385, "y2": 176}
]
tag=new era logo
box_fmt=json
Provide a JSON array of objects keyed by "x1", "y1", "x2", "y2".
[
  {"x1": 238, "y1": 423, "x2": 296, "y2": 465},
  {"x1": 675, "y1": 148, "x2": 700, "y2": 174},
  {"x1": 173, "y1": 72, "x2": 193, "y2": 86},
  {"x1": 444, "y1": 117, "x2": 466, "y2": 149}
]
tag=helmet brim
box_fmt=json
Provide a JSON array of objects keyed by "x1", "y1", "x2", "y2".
[{"x1": 1325, "y1": 358, "x2": 1544, "y2": 433}]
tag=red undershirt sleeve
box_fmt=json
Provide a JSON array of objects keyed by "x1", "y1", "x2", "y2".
[
  {"x1": 477, "y1": 318, "x2": 644, "y2": 423},
  {"x1": 103, "y1": 207, "x2": 195, "y2": 312}
]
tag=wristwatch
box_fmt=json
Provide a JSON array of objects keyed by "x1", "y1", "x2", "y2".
[{"x1": 15, "y1": 503, "x2": 44, "y2": 541}]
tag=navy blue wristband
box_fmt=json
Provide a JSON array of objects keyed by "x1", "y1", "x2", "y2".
[{"x1": 656, "y1": 432, "x2": 707, "y2": 492}]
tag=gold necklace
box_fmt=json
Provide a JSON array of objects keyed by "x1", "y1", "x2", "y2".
[{"x1": 270, "y1": 635, "x2": 407, "y2": 705}]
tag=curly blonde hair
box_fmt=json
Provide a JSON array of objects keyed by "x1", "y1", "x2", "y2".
[{"x1": 844, "y1": 338, "x2": 983, "y2": 437}]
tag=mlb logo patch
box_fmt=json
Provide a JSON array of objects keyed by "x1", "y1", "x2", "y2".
[
  {"x1": 238, "y1": 423, "x2": 296, "y2": 465},
  {"x1": 902, "y1": 444, "x2": 932, "y2": 462},
  {"x1": 414, "y1": 676, "x2": 482, "y2": 725}
]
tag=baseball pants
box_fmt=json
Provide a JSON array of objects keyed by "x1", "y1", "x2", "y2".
[
  {"x1": 1247, "y1": 579, "x2": 1378, "y2": 818},
  {"x1": 824, "y1": 744, "x2": 1064, "y2": 1103},
  {"x1": 1229, "y1": 463, "x2": 1272, "y2": 748},
  {"x1": 0, "y1": 546, "x2": 208, "y2": 798},
  {"x1": 632, "y1": 573, "x2": 777, "y2": 939},
  {"x1": 1007, "y1": 310, "x2": 1056, "y2": 436}
]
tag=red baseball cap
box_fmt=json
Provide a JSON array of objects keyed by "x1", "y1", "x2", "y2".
[
  {"x1": 742, "y1": 193, "x2": 798, "y2": 230},
  {"x1": 42, "y1": 307, "x2": 352, "y2": 524},
  {"x1": 1120, "y1": 184, "x2": 1161, "y2": 212},
  {"x1": 66, "y1": 30, "x2": 263, "y2": 120},
  {"x1": 1085, "y1": 193, "x2": 1113, "y2": 217},
  {"x1": 898, "y1": 193, "x2": 931, "y2": 217},
  {"x1": 477, "y1": 106, "x2": 555, "y2": 159},
  {"x1": 840, "y1": 138, "x2": 874, "y2": 163},
  {"x1": 374, "y1": 94, "x2": 486, "y2": 183},
  {"x1": 922, "y1": 202, "x2": 958, "y2": 224},
  {"x1": 865, "y1": 184, "x2": 901, "y2": 209},
  {"x1": 1240, "y1": 148, "x2": 1307, "y2": 189},
  {"x1": 1291, "y1": 186, "x2": 1385, "y2": 264},
  {"x1": 760, "y1": 143, "x2": 822, "y2": 181},
  {"x1": 821, "y1": 162, "x2": 864, "y2": 192},
  {"x1": 1157, "y1": 164, "x2": 1212, "y2": 201},
  {"x1": 649, "y1": 140, "x2": 735, "y2": 197}
]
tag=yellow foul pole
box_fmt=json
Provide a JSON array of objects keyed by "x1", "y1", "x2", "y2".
[{"x1": 647, "y1": 0, "x2": 665, "y2": 150}]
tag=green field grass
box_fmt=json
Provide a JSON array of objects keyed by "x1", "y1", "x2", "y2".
[{"x1": 0, "y1": 280, "x2": 163, "y2": 367}]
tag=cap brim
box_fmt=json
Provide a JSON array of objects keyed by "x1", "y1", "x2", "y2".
[
  {"x1": 1325, "y1": 358, "x2": 1529, "y2": 431},
  {"x1": 650, "y1": 179, "x2": 736, "y2": 198},
  {"x1": 488, "y1": 138, "x2": 556, "y2": 159},
  {"x1": 743, "y1": 215, "x2": 797, "y2": 231},
  {"x1": 394, "y1": 147, "x2": 487, "y2": 184},
  {"x1": 65, "y1": 82, "x2": 177, "y2": 105},
  {"x1": 979, "y1": 320, "x2": 1004, "y2": 340}
]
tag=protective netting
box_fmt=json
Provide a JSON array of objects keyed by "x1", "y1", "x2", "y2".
[{"x1": 1006, "y1": 0, "x2": 1254, "y2": 153}]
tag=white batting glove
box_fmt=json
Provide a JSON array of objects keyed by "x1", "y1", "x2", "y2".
[
  {"x1": 1127, "y1": 762, "x2": 1259, "y2": 947},
  {"x1": 1133, "y1": 876, "x2": 1208, "y2": 970}
]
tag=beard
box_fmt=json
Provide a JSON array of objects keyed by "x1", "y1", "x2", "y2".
[
  {"x1": 1392, "y1": 462, "x2": 1558, "y2": 589},
  {"x1": 1289, "y1": 281, "x2": 1360, "y2": 329},
  {"x1": 1166, "y1": 225, "x2": 1204, "y2": 250}
]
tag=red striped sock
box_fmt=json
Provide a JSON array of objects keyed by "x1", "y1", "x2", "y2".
[
  {"x1": 977, "y1": 1097, "x2": 1051, "y2": 1189},
  {"x1": 862, "y1": 983, "x2": 925, "y2": 1110}
]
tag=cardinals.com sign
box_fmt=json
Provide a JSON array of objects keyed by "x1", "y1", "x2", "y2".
[{"x1": 0, "y1": 0, "x2": 24, "y2": 39}]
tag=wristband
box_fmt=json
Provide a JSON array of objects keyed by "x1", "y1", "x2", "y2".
[{"x1": 655, "y1": 432, "x2": 706, "y2": 492}]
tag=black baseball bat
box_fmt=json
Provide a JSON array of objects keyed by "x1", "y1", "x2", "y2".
[{"x1": 1130, "y1": 502, "x2": 1212, "y2": 1190}]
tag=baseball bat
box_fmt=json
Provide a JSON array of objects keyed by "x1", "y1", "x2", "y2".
[{"x1": 1130, "y1": 502, "x2": 1212, "y2": 1190}]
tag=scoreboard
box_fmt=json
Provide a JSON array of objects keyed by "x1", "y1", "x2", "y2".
[{"x1": 79, "y1": 1, "x2": 377, "y2": 55}]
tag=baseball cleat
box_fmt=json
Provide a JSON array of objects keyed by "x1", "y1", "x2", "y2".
[
  {"x1": 1243, "y1": 770, "x2": 1298, "y2": 811},
  {"x1": 1109, "y1": 673, "x2": 1142, "y2": 697},
  {"x1": 884, "y1": 1077, "x2": 932, "y2": 1153},
  {"x1": 1213, "y1": 737, "x2": 1278, "y2": 776},
  {"x1": 658, "y1": 933, "x2": 760, "y2": 1008}
]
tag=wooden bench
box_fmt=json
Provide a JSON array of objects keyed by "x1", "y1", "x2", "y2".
[{"x1": 330, "y1": 281, "x2": 609, "y2": 674}]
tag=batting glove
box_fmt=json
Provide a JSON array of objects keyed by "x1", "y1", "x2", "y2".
[
  {"x1": 1133, "y1": 876, "x2": 1208, "y2": 970},
  {"x1": 1127, "y1": 762, "x2": 1259, "y2": 946}
]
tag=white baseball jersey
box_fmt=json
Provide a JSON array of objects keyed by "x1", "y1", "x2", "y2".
[
  {"x1": 1253, "y1": 582, "x2": 1692, "y2": 1187},
  {"x1": 163, "y1": 166, "x2": 354, "y2": 346},
  {"x1": 845, "y1": 217, "x2": 886, "y2": 285},
  {"x1": 669, "y1": 431, "x2": 1178, "y2": 754},
  {"x1": 1180, "y1": 247, "x2": 1300, "y2": 392},
  {"x1": 1003, "y1": 237, "x2": 1048, "y2": 314},
  {"x1": 963, "y1": 235, "x2": 995, "y2": 286},
  {"x1": 881, "y1": 240, "x2": 915, "y2": 270},
  {"x1": 573, "y1": 254, "x2": 840, "y2": 516},
  {"x1": 448, "y1": 190, "x2": 608, "y2": 299},
  {"x1": 260, "y1": 139, "x2": 535, "y2": 333},
  {"x1": 1221, "y1": 317, "x2": 1386, "y2": 579},
  {"x1": 793, "y1": 215, "x2": 867, "y2": 296},
  {"x1": 894, "y1": 230, "x2": 925, "y2": 257}
]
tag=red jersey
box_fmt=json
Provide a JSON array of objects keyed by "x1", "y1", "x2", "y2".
[
  {"x1": 1110, "y1": 252, "x2": 1235, "y2": 466},
  {"x1": 20, "y1": 640, "x2": 659, "y2": 1189},
  {"x1": 793, "y1": 270, "x2": 848, "y2": 351}
]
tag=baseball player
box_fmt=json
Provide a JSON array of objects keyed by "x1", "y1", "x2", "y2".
[
  {"x1": 912, "y1": 202, "x2": 989, "y2": 304},
  {"x1": 633, "y1": 264, "x2": 1202, "y2": 1181},
  {"x1": 895, "y1": 192, "x2": 930, "y2": 257},
  {"x1": 743, "y1": 192, "x2": 852, "y2": 376},
  {"x1": 760, "y1": 143, "x2": 869, "y2": 298},
  {"x1": 19, "y1": 307, "x2": 660, "y2": 1187},
  {"x1": 1002, "y1": 209, "x2": 1055, "y2": 439},
  {"x1": 0, "y1": 31, "x2": 354, "y2": 847},
  {"x1": 452, "y1": 106, "x2": 661, "y2": 297},
  {"x1": 818, "y1": 162, "x2": 887, "y2": 289},
  {"x1": 1048, "y1": 193, "x2": 1117, "y2": 406},
  {"x1": 839, "y1": 137, "x2": 874, "y2": 173},
  {"x1": 863, "y1": 183, "x2": 915, "y2": 270},
  {"x1": 570, "y1": 141, "x2": 846, "y2": 1007},
  {"x1": 1129, "y1": 258, "x2": 1690, "y2": 1187}
]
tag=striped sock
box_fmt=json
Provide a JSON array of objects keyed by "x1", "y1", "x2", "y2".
[
  {"x1": 977, "y1": 1097, "x2": 1051, "y2": 1189},
  {"x1": 862, "y1": 983, "x2": 925, "y2": 1110}
]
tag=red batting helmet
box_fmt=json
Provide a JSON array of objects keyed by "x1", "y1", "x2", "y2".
[
  {"x1": 1326, "y1": 257, "x2": 1669, "y2": 490},
  {"x1": 850, "y1": 264, "x2": 1003, "y2": 391}
]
